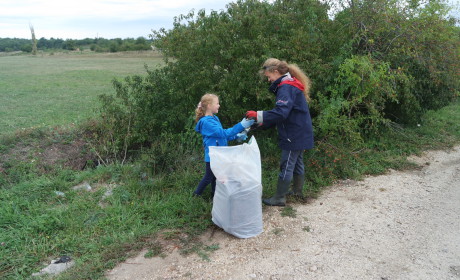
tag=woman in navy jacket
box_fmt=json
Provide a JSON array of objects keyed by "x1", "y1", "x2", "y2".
[{"x1": 246, "y1": 58, "x2": 314, "y2": 206}]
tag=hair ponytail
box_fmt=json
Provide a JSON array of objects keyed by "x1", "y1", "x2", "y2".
[
  {"x1": 195, "y1": 102, "x2": 205, "y2": 123},
  {"x1": 195, "y1": 93, "x2": 218, "y2": 122},
  {"x1": 287, "y1": 63, "x2": 311, "y2": 102}
]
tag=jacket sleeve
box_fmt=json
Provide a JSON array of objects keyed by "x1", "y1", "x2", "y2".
[
  {"x1": 201, "y1": 118, "x2": 244, "y2": 140},
  {"x1": 261, "y1": 85, "x2": 295, "y2": 125}
]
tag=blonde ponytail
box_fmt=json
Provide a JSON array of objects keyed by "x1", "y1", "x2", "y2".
[
  {"x1": 287, "y1": 63, "x2": 311, "y2": 103},
  {"x1": 195, "y1": 93, "x2": 218, "y2": 122}
]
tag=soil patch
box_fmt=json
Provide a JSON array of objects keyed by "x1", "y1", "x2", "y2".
[{"x1": 0, "y1": 135, "x2": 94, "y2": 174}]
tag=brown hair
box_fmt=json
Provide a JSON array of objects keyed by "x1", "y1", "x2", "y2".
[
  {"x1": 195, "y1": 93, "x2": 218, "y2": 122},
  {"x1": 261, "y1": 58, "x2": 311, "y2": 102}
]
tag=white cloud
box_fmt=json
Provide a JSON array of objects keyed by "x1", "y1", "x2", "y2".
[
  {"x1": 0, "y1": 0, "x2": 230, "y2": 39},
  {"x1": 3, "y1": 0, "x2": 456, "y2": 39}
]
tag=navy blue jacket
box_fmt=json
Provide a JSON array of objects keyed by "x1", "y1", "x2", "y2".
[
  {"x1": 195, "y1": 115, "x2": 244, "y2": 162},
  {"x1": 260, "y1": 74, "x2": 314, "y2": 151}
]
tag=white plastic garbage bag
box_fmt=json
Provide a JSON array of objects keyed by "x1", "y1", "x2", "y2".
[{"x1": 209, "y1": 136, "x2": 263, "y2": 238}]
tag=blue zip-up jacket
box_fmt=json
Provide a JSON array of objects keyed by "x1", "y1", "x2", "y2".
[
  {"x1": 259, "y1": 74, "x2": 314, "y2": 151},
  {"x1": 195, "y1": 115, "x2": 244, "y2": 162}
]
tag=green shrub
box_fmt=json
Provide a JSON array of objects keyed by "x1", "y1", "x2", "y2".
[
  {"x1": 315, "y1": 55, "x2": 403, "y2": 143},
  {"x1": 94, "y1": 0, "x2": 459, "y2": 162}
]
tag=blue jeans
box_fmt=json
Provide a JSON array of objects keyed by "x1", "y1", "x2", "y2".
[
  {"x1": 194, "y1": 162, "x2": 216, "y2": 196},
  {"x1": 279, "y1": 149, "x2": 305, "y2": 181}
]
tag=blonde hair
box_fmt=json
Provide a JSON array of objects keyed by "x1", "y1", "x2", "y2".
[
  {"x1": 195, "y1": 93, "x2": 218, "y2": 122},
  {"x1": 261, "y1": 58, "x2": 311, "y2": 102}
]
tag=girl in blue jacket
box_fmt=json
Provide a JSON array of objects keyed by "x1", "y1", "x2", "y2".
[
  {"x1": 246, "y1": 58, "x2": 314, "y2": 206},
  {"x1": 194, "y1": 93, "x2": 254, "y2": 197}
]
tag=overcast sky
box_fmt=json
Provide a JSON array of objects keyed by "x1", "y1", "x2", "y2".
[
  {"x1": 0, "y1": 0, "x2": 232, "y2": 40},
  {"x1": 1, "y1": 0, "x2": 458, "y2": 40}
]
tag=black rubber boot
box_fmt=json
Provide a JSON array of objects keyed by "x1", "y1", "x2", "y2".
[
  {"x1": 291, "y1": 174, "x2": 305, "y2": 199},
  {"x1": 287, "y1": 174, "x2": 305, "y2": 198},
  {"x1": 262, "y1": 178, "x2": 291, "y2": 206}
]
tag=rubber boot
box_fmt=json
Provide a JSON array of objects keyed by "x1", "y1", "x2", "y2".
[
  {"x1": 262, "y1": 178, "x2": 291, "y2": 206},
  {"x1": 291, "y1": 174, "x2": 305, "y2": 199}
]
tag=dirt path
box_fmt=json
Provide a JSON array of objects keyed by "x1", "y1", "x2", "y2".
[{"x1": 106, "y1": 146, "x2": 460, "y2": 280}]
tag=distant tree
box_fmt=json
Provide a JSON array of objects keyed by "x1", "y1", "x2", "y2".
[
  {"x1": 37, "y1": 37, "x2": 48, "y2": 49},
  {"x1": 114, "y1": 38, "x2": 123, "y2": 46},
  {"x1": 0, "y1": 38, "x2": 30, "y2": 52},
  {"x1": 0, "y1": 36, "x2": 154, "y2": 53},
  {"x1": 109, "y1": 42, "x2": 119, "y2": 52},
  {"x1": 20, "y1": 44, "x2": 32, "y2": 53},
  {"x1": 62, "y1": 39, "x2": 77, "y2": 50},
  {"x1": 77, "y1": 37, "x2": 96, "y2": 46},
  {"x1": 135, "y1": 37, "x2": 146, "y2": 45},
  {"x1": 48, "y1": 38, "x2": 64, "y2": 49}
]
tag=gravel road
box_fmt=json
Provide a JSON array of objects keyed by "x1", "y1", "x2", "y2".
[{"x1": 107, "y1": 146, "x2": 460, "y2": 280}]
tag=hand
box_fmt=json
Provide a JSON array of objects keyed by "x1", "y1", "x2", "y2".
[
  {"x1": 236, "y1": 132, "x2": 248, "y2": 142},
  {"x1": 245, "y1": 111, "x2": 257, "y2": 121},
  {"x1": 240, "y1": 118, "x2": 255, "y2": 129}
]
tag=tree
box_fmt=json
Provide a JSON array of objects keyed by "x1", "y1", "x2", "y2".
[
  {"x1": 62, "y1": 39, "x2": 77, "y2": 50},
  {"x1": 328, "y1": 0, "x2": 460, "y2": 124},
  {"x1": 151, "y1": 0, "x2": 330, "y2": 124},
  {"x1": 96, "y1": 0, "x2": 459, "y2": 158}
]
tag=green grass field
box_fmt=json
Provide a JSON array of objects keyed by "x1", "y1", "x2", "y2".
[{"x1": 0, "y1": 51, "x2": 163, "y2": 136}]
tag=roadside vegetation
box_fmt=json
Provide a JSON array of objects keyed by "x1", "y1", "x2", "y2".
[{"x1": 0, "y1": 0, "x2": 459, "y2": 279}]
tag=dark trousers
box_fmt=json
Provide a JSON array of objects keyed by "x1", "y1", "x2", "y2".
[
  {"x1": 194, "y1": 162, "x2": 216, "y2": 196},
  {"x1": 279, "y1": 149, "x2": 305, "y2": 181}
]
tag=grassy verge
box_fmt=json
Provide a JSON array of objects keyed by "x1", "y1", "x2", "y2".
[
  {"x1": 0, "y1": 142, "x2": 213, "y2": 279},
  {"x1": 0, "y1": 100, "x2": 459, "y2": 279}
]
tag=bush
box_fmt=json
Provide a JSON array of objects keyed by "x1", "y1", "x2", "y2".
[
  {"x1": 332, "y1": 0, "x2": 460, "y2": 123},
  {"x1": 94, "y1": 0, "x2": 459, "y2": 161}
]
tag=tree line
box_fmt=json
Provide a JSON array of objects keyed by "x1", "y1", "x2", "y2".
[{"x1": 0, "y1": 36, "x2": 152, "y2": 53}]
